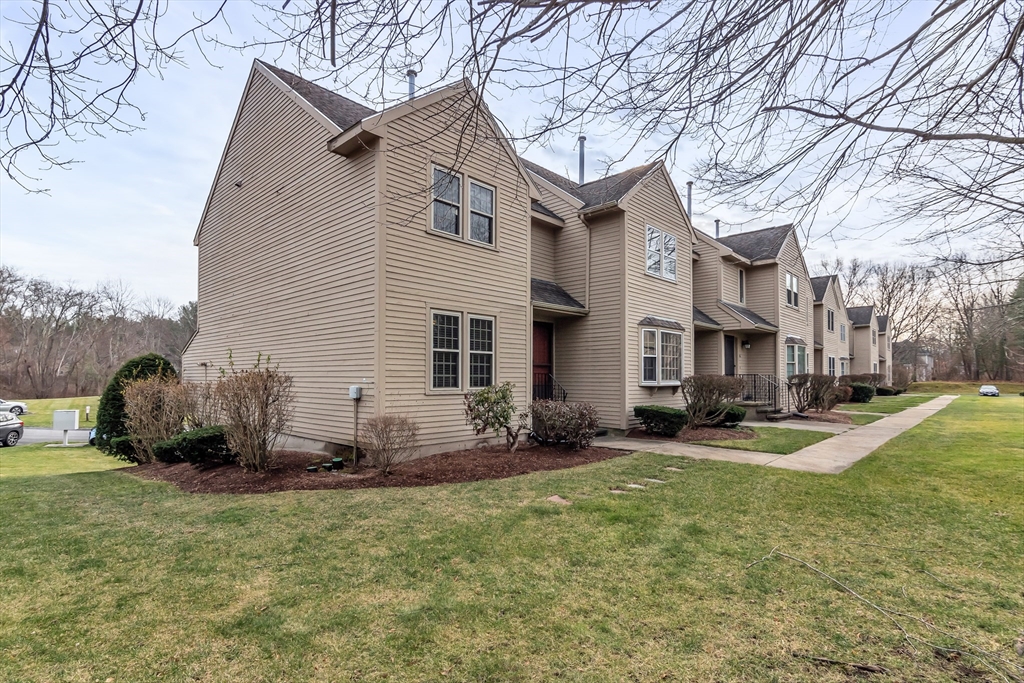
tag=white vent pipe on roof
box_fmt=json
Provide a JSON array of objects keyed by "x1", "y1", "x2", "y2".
[
  {"x1": 407, "y1": 69, "x2": 417, "y2": 99},
  {"x1": 578, "y1": 135, "x2": 586, "y2": 184},
  {"x1": 686, "y1": 181, "x2": 693, "y2": 217}
]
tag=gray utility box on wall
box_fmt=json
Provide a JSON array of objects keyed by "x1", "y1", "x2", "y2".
[
  {"x1": 53, "y1": 410, "x2": 80, "y2": 431},
  {"x1": 349, "y1": 386, "x2": 362, "y2": 400}
]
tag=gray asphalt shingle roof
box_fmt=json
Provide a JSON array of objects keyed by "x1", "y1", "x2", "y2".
[
  {"x1": 531, "y1": 278, "x2": 585, "y2": 309},
  {"x1": 260, "y1": 62, "x2": 376, "y2": 131},
  {"x1": 692, "y1": 306, "x2": 722, "y2": 328},
  {"x1": 521, "y1": 158, "x2": 660, "y2": 210},
  {"x1": 531, "y1": 200, "x2": 563, "y2": 221},
  {"x1": 715, "y1": 224, "x2": 794, "y2": 261},
  {"x1": 637, "y1": 315, "x2": 685, "y2": 330},
  {"x1": 719, "y1": 301, "x2": 778, "y2": 330},
  {"x1": 810, "y1": 275, "x2": 835, "y2": 302},
  {"x1": 877, "y1": 315, "x2": 889, "y2": 333},
  {"x1": 847, "y1": 305, "x2": 875, "y2": 326}
]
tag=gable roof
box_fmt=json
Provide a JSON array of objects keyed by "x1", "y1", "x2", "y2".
[
  {"x1": 847, "y1": 305, "x2": 875, "y2": 326},
  {"x1": 718, "y1": 301, "x2": 779, "y2": 330},
  {"x1": 715, "y1": 224, "x2": 793, "y2": 261},
  {"x1": 531, "y1": 200, "x2": 563, "y2": 221},
  {"x1": 531, "y1": 278, "x2": 584, "y2": 309},
  {"x1": 693, "y1": 306, "x2": 723, "y2": 329},
  {"x1": 877, "y1": 315, "x2": 889, "y2": 333},
  {"x1": 810, "y1": 275, "x2": 835, "y2": 302},
  {"x1": 259, "y1": 62, "x2": 375, "y2": 131},
  {"x1": 520, "y1": 158, "x2": 660, "y2": 211}
]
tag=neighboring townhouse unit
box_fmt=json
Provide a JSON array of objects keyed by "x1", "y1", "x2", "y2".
[
  {"x1": 182, "y1": 60, "x2": 698, "y2": 454},
  {"x1": 809, "y1": 275, "x2": 852, "y2": 376},
  {"x1": 689, "y1": 224, "x2": 815, "y2": 409},
  {"x1": 846, "y1": 305, "x2": 881, "y2": 375},
  {"x1": 877, "y1": 315, "x2": 893, "y2": 383}
]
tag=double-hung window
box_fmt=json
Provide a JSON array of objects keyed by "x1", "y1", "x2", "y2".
[
  {"x1": 738, "y1": 270, "x2": 745, "y2": 303},
  {"x1": 468, "y1": 316, "x2": 494, "y2": 388},
  {"x1": 469, "y1": 181, "x2": 495, "y2": 245},
  {"x1": 431, "y1": 167, "x2": 496, "y2": 247},
  {"x1": 828, "y1": 356, "x2": 836, "y2": 376},
  {"x1": 786, "y1": 344, "x2": 807, "y2": 377},
  {"x1": 645, "y1": 226, "x2": 677, "y2": 281},
  {"x1": 840, "y1": 360, "x2": 848, "y2": 375},
  {"x1": 827, "y1": 309, "x2": 835, "y2": 332},
  {"x1": 641, "y1": 328, "x2": 683, "y2": 385},
  {"x1": 786, "y1": 272, "x2": 799, "y2": 307},
  {"x1": 840, "y1": 323, "x2": 847, "y2": 342},
  {"x1": 872, "y1": 329, "x2": 877, "y2": 346},
  {"x1": 431, "y1": 312, "x2": 461, "y2": 388},
  {"x1": 432, "y1": 168, "x2": 461, "y2": 236}
]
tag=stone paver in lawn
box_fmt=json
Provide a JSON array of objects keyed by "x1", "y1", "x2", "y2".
[{"x1": 597, "y1": 395, "x2": 958, "y2": 474}]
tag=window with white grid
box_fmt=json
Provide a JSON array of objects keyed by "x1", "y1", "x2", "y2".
[
  {"x1": 468, "y1": 316, "x2": 494, "y2": 388},
  {"x1": 431, "y1": 312, "x2": 460, "y2": 389}
]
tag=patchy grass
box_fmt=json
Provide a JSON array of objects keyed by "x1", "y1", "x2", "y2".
[
  {"x1": 849, "y1": 412, "x2": 884, "y2": 425},
  {"x1": 0, "y1": 443, "x2": 130, "y2": 478},
  {"x1": 0, "y1": 396, "x2": 1021, "y2": 682},
  {"x1": 9, "y1": 395, "x2": 101, "y2": 428},
  {"x1": 837, "y1": 394, "x2": 938, "y2": 414},
  {"x1": 909, "y1": 380, "x2": 1024, "y2": 395},
  {"x1": 695, "y1": 426, "x2": 833, "y2": 454}
]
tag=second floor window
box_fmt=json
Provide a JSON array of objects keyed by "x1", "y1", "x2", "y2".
[
  {"x1": 431, "y1": 167, "x2": 496, "y2": 247},
  {"x1": 827, "y1": 309, "x2": 835, "y2": 332},
  {"x1": 432, "y1": 169, "x2": 461, "y2": 236},
  {"x1": 646, "y1": 226, "x2": 677, "y2": 281},
  {"x1": 738, "y1": 270, "x2": 745, "y2": 303},
  {"x1": 786, "y1": 272, "x2": 799, "y2": 307},
  {"x1": 872, "y1": 329, "x2": 877, "y2": 346},
  {"x1": 469, "y1": 181, "x2": 495, "y2": 245},
  {"x1": 840, "y1": 323, "x2": 847, "y2": 341}
]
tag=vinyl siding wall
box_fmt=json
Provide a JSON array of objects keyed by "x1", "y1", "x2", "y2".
[
  {"x1": 622, "y1": 170, "x2": 694, "y2": 429},
  {"x1": 534, "y1": 189, "x2": 588, "y2": 304},
  {"x1": 694, "y1": 330, "x2": 723, "y2": 374},
  {"x1": 380, "y1": 95, "x2": 532, "y2": 454},
  {"x1": 775, "y1": 234, "x2": 815, "y2": 378},
  {"x1": 851, "y1": 317, "x2": 879, "y2": 375},
  {"x1": 183, "y1": 68, "x2": 377, "y2": 446},
  {"x1": 814, "y1": 282, "x2": 850, "y2": 375},
  {"x1": 530, "y1": 224, "x2": 557, "y2": 282},
  {"x1": 691, "y1": 238, "x2": 722, "y2": 311}
]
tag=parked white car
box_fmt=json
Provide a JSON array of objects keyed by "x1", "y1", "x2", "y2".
[
  {"x1": 978, "y1": 385, "x2": 1000, "y2": 397},
  {"x1": 0, "y1": 398, "x2": 27, "y2": 415}
]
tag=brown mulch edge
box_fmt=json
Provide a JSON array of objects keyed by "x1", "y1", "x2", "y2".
[
  {"x1": 796, "y1": 410, "x2": 854, "y2": 425},
  {"x1": 625, "y1": 426, "x2": 757, "y2": 442},
  {"x1": 126, "y1": 443, "x2": 627, "y2": 495}
]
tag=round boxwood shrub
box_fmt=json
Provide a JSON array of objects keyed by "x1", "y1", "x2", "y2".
[
  {"x1": 875, "y1": 385, "x2": 896, "y2": 396},
  {"x1": 96, "y1": 353, "x2": 177, "y2": 461},
  {"x1": 849, "y1": 382, "x2": 876, "y2": 403},
  {"x1": 633, "y1": 405, "x2": 688, "y2": 437},
  {"x1": 152, "y1": 426, "x2": 234, "y2": 468},
  {"x1": 714, "y1": 403, "x2": 747, "y2": 427}
]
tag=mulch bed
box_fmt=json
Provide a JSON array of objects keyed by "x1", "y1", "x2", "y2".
[
  {"x1": 625, "y1": 426, "x2": 757, "y2": 442},
  {"x1": 796, "y1": 411, "x2": 854, "y2": 425},
  {"x1": 127, "y1": 443, "x2": 626, "y2": 494}
]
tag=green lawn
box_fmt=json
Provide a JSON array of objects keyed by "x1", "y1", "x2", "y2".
[
  {"x1": 836, "y1": 393, "x2": 937, "y2": 414},
  {"x1": 910, "y1": 380, "x2": 1024, "y2": 395},
  {"x1": 848, "y1": 412, "x2": 884, "y2": 425},
  {"x1": 695, "y1": 426, "x2": 832, "y2": 454},
  {"x1": 8, "y1": 395, "x2": 101, "y2": 428},
  {"x1": 1, "y1": 396, "x2": 1021, "y2": 682},
  {"x1": 0, "y1": 444, "x2": 131, "y2": 478}
]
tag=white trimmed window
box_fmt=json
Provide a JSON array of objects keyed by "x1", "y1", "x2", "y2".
[
  {"x1": 641, "y1": 328, "x2": 683, "y2": 385},
  {"x1": 469, "y1": 181, "x2": 495, "y2": 245},
  {"x1": 738, "y1": 270, "x2": 745, "y2": 303},
  {"x1": 431, "y1": 311, "x2": 461, "y2": 389},
  {"x1": 840, "y1": 360, "x2": 848, "y2": 375},
  {"x1": 872, "y1": 329, "x2": 877, "y2": 346},
  {"x1": 786, "y1": 272, "x2": 799, "y2": 307},
  {"x1": 786, "y1": 344, "x2": 807, "y2": 377},
  {"x1": 645, "y1": 226, "x2": 677, "y2": 281},
  {"x1": 873, "y1": 362, "x2": 878, "y2": 373},
  {"x1": 840, "y1": 323, "x2": 847, "y2": 342},
  {"x1": 828, "y1": 356, "x2": 836, "y2": 376},
  {"x1": 432, "y1": 168, "x2": 461, "y2": 236},
  {"x1": 468, "y1": 316, "x2": 494, "y2": 388},
  {"x1": 827, "y1": 309, "x2": 835, "y2": 332}
]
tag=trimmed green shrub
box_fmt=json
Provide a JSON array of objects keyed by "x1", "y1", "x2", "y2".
[
  {"x1": 714, "y1": 403, "x2": 747, "y2": 426},
  {"x1": 849, "y1": 383, "x2": 875, "y2": 403},
  {"x1": 96, "y1": 353, "x2": 177, "y2": 461},
  {"x1": 633, "y1": 405, "x2": 688, "y2": 437},
  {"x1": 876, "y1": 385, "x2": 896, "y2": 396},
  {"x1": 464, "y1": 381, "x2": 529, "y2": 452},
  {"x1": 152, "y1": 426, "x2": 234, "y2": 468},
  {"x1": 532, "y1": 401, "x2": 601, "y2": 450}
]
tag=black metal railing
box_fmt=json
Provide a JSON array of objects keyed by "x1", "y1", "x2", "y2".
[
  {"x1": 736, "y1": 373, "x2": 792, "y2": 413},
  {"x1": 533, "y1": 373, "x2": 568, "y2": 402}
]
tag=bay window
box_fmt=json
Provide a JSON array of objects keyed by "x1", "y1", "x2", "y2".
[
  {"x1": 641, "y1": 328, "x2": 683, "y2": 385},
  {"x1": 786, "y1": 344, "x2": 807, "y2": 377}
]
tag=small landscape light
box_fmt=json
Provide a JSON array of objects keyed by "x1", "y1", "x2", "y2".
[{"x1": 306, "y1": 465, "x2": 319, "y2": 473}]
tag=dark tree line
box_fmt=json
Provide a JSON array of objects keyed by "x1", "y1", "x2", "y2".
[{"x1": 0, "y1": 266, "x2": 196, "y2": 398}]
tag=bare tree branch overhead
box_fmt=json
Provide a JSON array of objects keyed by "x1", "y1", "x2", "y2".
[{"x1": 2, "y1": 0, "x2": 1022, "y2": 257}]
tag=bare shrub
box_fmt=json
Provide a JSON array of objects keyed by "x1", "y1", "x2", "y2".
[
  {"x1": 788, "y1": 374, "x2": 838, "y2": 413},
  {"x1": 680, "y1": 375, "x2": 744, "y2": 429},
  {"x1": 364, "y1": 414, "x2": 420, "y2": 475},
  {"x1": 123, "y1": 375, "x2": 187, "y2": 463},
  {"x1": 892, "y1": 365, "x2": 912, "y2": 392},
  {"x1": 182, "y1": 380, "x2": 221, "y2": 428},
  {"x1": 530, "y1": 401, "x2": 600, "y2": 450},
  {"x1": 216, "y1": 355, "x2": 295, "y2": 473},
  {"x1": 464, "y1": 381, "x2": 529, "y2": 452}
]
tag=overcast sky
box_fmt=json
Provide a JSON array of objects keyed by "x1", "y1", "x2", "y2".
[{"x1": 0, "y1": 8, "x2": 934, "y2": 308}]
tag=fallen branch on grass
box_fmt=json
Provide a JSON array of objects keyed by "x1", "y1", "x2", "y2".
[{"x1": 792, "y1": 652, "x2": 888, "y2": 674}]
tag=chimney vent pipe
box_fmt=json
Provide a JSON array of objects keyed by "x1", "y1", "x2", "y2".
[
  {"x1": 407, "y1": 70, "x2": 417, "y2": 100},
  {"x1": 686, "y1": 181, "x2": 693, "y2": 217},
  {"x1": 578, "y1": 135, "x2": 586, "y2": 184},
  {"x1": 715, "y1": 219, "x2": 721, "y2": 239}
]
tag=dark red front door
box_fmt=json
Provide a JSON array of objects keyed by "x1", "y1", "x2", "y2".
[{"x1": 533, "y1": 322, "x2": 553, "y2": 399}]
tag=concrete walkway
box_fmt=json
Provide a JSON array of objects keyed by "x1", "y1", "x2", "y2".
[{"x1": 596, "y1": 395, "x2": 958, "y2": 474}]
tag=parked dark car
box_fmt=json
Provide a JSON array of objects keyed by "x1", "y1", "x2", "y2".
[
  {"x1": 979, "y1": 385, "x2": 1000, "y2": 397},
  {"x1": 0, "y1": 412, "x2": 24, "y2": 447}
]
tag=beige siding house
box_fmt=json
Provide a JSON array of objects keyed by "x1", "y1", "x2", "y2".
[
  {"x1": 877, "y1": 315, "x2": 893, "y2": 383},
  {"x1": 810, "y1": 275, "x2": 852, "y2": 376},
  {"x1": 183, "y1": 60, "x2": 700, "y2": 453},
  {"x1": 847, "y1": 305, "x2": 881, "y2": 376}
]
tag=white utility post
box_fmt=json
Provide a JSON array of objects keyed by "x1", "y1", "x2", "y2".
[{"x1": 53, "y1": 410, "x2": 80, "y2": 446}]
